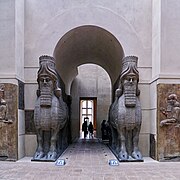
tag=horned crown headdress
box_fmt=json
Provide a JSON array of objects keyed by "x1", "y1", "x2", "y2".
[
  {"x1": 37, "y1": 55, "x2": 58, "y2": 82},
  {"x1": 120, "y1": 56, "x2": 139, "y2": 81}
]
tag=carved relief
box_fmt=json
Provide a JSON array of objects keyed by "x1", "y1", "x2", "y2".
[
  {"x1": 0, "y1": 84, "x2": 12, "y2": 124},
  {"x1": 108, "y1": 56, "x2": 143, "y2": 162},
  {"x1": 160, "y1": 94, "x2": 180, "y2": 127},
  {"x1": 157, "y1": 84, "x2": 180, "y2": 161},
  {"x1": 0, "y1": 83, "x2": 18, "y2": 161},
  {"x1": 0, "y1": 85, "x2": 7, "y2": 120}
]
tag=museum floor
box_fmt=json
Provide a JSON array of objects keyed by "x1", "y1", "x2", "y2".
[{"x1": 0, "y1": 138, "x2": 180, "y2": 180}]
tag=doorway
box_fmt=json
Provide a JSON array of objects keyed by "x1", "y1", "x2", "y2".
[{"x1": 80, "y1": 97, "x2": 97, "y2": 138}]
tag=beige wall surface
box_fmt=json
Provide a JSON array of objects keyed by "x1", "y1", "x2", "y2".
[
  {"x1": 0, "y1": 0, "x2": 24, "y2": 82},
  {"x1": 0, "y1": 0, "x2": 25, "y2": 159},
  {"x1": 0, "y1": 0, "x2": 16, "y2": 77},
  {"x1": 161, "y1": 0, "x2": 180, "y2": 76},
  {"x1": 24, "y1": 0, "x2": 152, "y2": 68}
]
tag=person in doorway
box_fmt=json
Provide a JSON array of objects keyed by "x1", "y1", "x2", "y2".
[
  {"x1": 101, "y1": 120, "x2": 108, "y2": 140},
  {"x1": 88, "y1": 122, "x2": 94, "y2": 138},
  {"x1": 82, "y1": 120, "x2": 88, "y2": 138}
]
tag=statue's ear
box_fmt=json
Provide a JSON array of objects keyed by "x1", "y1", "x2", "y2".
[
  {"x1": 136, "y1": 88, "x2": 140, "y2": 96},
  {"x1": 36, "y1": 89, "x2": 40, "y2": 97},
  {"x1": 116, "y1": 81, "x2": 123, "y2": 97},
  {"x1": 55, "y1": 88, "x2": 62, "y2": 98},
  {"x1": 115, "y1": 88, "x2": 122, "y2": 98}
]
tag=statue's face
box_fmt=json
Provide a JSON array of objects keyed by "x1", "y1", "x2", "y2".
[
  {"x1": 39, "y1": 75, "x2": 54, "y2": 106},
  {"x1": 167, "y1": 96, "x2": 176, "y2": 106},
  {"x1": 123, "y1": 73, "x2": 138, "y2": 107},
  {"x1": 166, "y1": 96, "x2": 176, "y2": 112},
  {"x1": 39, "y1": 76, "x2": 53, "y2": 91},
  {"x1": 123, "y1": 74, "x2": 137, "y2": 87}
]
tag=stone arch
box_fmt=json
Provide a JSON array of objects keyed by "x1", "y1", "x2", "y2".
[
  {"x1": 53, "y1": 25, "x2": 124, "y2": 94},
  {"x1": 31, "y1": 6, "x2": 144, "y2": 90}
]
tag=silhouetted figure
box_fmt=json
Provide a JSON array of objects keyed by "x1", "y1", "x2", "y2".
[
  {"x1": 101, "y1": 120, "x2": 108, "y2": 140},
  {"x1": 88, "y1": 122, "x2": 94, "y2": 138},
  {"x1": 106, "y1": 121, "x2": 112, "y2": 143},
  {"x1": 82, "y1": 120, "x2": 88, "y2": 138}
]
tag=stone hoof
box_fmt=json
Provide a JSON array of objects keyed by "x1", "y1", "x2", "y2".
[
  {"x1": 132, "y1": 151, "x2": 143, "y2": 160},
  {"x1": 47, "y1": 151, "x2": 57, "y2": 160},
  {"x1": 118, "y1": 150, "x2": 128, "y2": 160},
  {"x1": 115, "y1": 147, "x2": 119, "y2": 154},
  {"x1": 33, "y1": 151, "x2": 44, "y2": 160},
  {"x1": 111, "y1": 143, "x2": 116, "y2": 151}
]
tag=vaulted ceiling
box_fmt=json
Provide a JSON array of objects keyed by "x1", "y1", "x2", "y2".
[{"x1": 53, "y1": 25, "x2": 124, "y2": 94}]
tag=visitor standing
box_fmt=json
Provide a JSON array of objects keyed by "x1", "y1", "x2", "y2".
[
  {"x1": 101, "y1": 120, "x2": 107, "y2": 140},
  {"x1": 82, "y1": 120, "x2": 88, "y2": 138},
  {"x1": 88, "y1": 122, "x2": 94, "y2": 138}
]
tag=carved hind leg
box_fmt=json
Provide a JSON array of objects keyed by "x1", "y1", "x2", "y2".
[
  {"x1": 47, "y1": 128, "x2": 59, "y2": 160},
  {"x1": 117, "y1": 127, "x2": 128, "y2": 160},
  {"x1": 33, "y1": 128, "x2": 44, "y2": 160},
  {"x1": 132, "y1": 126, "x2": 143, "y2": 160},
  {"x1": 110, "y1": 125, "x2": 118, "y2": 151}
]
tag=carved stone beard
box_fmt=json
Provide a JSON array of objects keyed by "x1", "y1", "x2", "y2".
[
  {"x1": 124, "y1": 82, "x2": 136, "y2": 107},
  {"x1": 40, "y1": 86, "x2": 53, "y2": 107}
]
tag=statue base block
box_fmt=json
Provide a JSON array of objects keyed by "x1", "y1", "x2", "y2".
[
  {"x1": 31, "y1": 145, "x2": 68, "y2": 162},
  {"x1": 31, "y1": 155, "x2": 61, "y2": 162},
  {"x1": 159, "y1": 156, "x2": 180, "y2": 162},
  {"x1": 108, "y1": 145, "x2": 144, "y2": 162},
  {"x1": 0, "y1": 156, "x2": 8, "y2": 161}
]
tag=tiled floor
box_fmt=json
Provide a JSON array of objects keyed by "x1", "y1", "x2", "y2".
[{"x1": 0, "y1": 138, "x2": 180, "y2": 180}]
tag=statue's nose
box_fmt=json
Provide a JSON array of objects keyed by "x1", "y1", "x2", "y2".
[{"x1": 43, "y1": 79, "x2": 47, "y2": 84}]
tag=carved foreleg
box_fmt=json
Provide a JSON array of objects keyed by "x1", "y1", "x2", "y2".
[
  {"x1": 33, "y1": 128, "x2": 44, "y2": 160},
  {"x1": 117, "y1": 127, "x2": 128, "y2": 160},
  {"x1": 132, "y1": 126, "x2": 143, "y2": 160},
  {"x1": 47, "y1": 127, "x2": 59, "y2": 160}
]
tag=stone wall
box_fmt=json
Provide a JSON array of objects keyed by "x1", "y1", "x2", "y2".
[
  {"x1": 0, "y1": 84, "x2": 18, "y2": 161},
  {"x1": 157, "y1": 84, "x2": 180, "y2": 161}
]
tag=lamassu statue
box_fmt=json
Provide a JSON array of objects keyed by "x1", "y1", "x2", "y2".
[
  {"x1": 32, "y1": 55, "x2": 69, "y2": 161},
  {"x1": 108, "y1": 56, "x2": 143, "y2": 162}
]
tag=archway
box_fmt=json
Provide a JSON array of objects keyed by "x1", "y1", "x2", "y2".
[
  {"x1": 53, "y1": 25, "x2": 124, "y2": 94},
  {"x1": 70, "y1": 64, "x2": 112, "y2": 139},
  {"x1": 53, "y1": 25, "x2": 124, "y2": 140}
]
